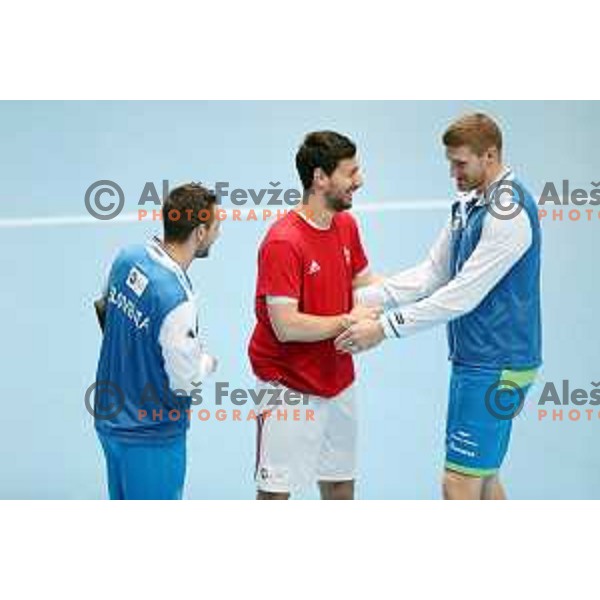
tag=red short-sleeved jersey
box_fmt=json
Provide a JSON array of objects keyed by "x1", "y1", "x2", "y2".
[{"x1": 248, "y1": 210, "x2": 369, "y2": 398}]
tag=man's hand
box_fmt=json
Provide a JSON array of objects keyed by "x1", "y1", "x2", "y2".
[
  {"x1": 342, "y1": 304, "x2": 382, "y2": 329},
  {"x1": 334, "y1": 319, "x2": 386, "y2": 354}
]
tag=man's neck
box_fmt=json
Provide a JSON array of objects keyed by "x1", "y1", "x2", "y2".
[
  {"x1": 295, "y1": 192, "x2": 335, "y2": 229},
  {"x1": 480, "y1": 163, "x2": 507, "y2": 193},
  {"x1": 160, "y1": 238, "x2": 193, "y2": 272}
]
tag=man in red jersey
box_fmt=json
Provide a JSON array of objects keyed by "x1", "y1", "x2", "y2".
[{"x1": 248, "y1": 131, "x2": 381, "y2": 500}]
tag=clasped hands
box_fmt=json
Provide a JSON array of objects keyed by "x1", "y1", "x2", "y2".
[{"x1": 335, "y1": 304, "x2": 386, "y2": 355}]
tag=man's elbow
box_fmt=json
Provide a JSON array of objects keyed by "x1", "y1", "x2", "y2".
[
  {"x1": 453, "y1": 298, "x2": 484, "y2": 320},
  {"x1": 272, "y1": 324, "x2": 292, "y2": 343},
  {"x1": 270, "y1": 319, "x2": 295, "y2": 343}
]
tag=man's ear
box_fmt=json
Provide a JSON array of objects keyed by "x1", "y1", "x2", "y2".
[
  {"x1": 313, "y1": 167, "x2": 325, "y2": 188},
  {"x1": 485, "y1": 146, "x2": 499, "y2": 163},
  {"x1": 198, "y1": 223, "x2": 209, "y2": 241},
  {"x1": 195, "y1": 224, "x2": 207, "y2": 243}
]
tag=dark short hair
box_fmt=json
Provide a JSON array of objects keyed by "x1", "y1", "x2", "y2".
[
  {"x1": 442, "y1": 113, "x2": 503, "y2": 156},
  {"x1": 162, "y1": 183, "x2": 217, "y2": 243},
  {"x1": 295, "y1": 131, "x2": 357, "y2": 190}
]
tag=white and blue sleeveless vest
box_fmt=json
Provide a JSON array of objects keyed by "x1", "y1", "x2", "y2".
[
  {"x1": 94, "y1": 240, "x2": 195, "y2": 440},
  {"x1": 447, "y1": 177, "x2": 542, "y2": 369}
]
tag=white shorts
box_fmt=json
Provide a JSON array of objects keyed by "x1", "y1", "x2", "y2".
[{"x1": 254, "y1": 380, "x2": 357, "y2": 494}]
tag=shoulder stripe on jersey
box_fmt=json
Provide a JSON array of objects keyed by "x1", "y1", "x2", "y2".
[{"x1": 146, "y1": 237, "x2": 194, "y2": 301}]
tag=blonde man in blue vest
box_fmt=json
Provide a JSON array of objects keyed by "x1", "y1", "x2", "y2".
[{"x1": 336, "y1": 113, "x2": 542, "y2": 500}]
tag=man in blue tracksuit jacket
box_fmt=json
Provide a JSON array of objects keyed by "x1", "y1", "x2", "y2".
[
  {"x1": 335, "y1": 113, "x2": 542, "y2": 500},
  {"x1": 94, "y1": 183, "x2": 220, "y2": 499}
]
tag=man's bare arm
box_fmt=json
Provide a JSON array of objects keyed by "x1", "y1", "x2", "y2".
[
  {"x1": 352, "y1": 269, "x2": 385, "y2": 289},
  {"x1": 267, "y1": 302, "x2": 379, "y2": 343}
]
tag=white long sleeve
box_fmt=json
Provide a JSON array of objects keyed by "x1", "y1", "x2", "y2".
[
  {"x1": 158, "y1": 300, "x2": 216, "y2": 395},
  {"x1": 380, "y1": 209, "x2": 533, "y2": 338},
  {"x1": 355, "y1": 222, "x2": 452, "y2": 308}
]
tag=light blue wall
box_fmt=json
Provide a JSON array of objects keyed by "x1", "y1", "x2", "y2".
[{"x1": 0, "y1": 101, "x2": 598, "y2": 498}]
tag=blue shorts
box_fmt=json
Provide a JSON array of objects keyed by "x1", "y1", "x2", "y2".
[
  {"x1": 98, "y1": 432, "x2": 187, "y2": 500},
  {"x1": 445, "y1": 364, "x2": 537, "y2": 477}
]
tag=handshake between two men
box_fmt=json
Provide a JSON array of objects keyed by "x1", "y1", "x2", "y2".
[{"x1": 335, "y1": 295, "x2": 387, "y2": 356}]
